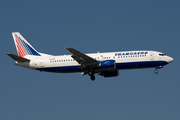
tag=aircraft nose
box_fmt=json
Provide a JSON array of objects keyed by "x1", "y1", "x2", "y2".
[{"x1": 168, "y1": 56, "x2": 174, "y2": 63}]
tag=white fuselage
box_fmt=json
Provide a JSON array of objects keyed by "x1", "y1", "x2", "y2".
[{"x1": 17, "y1": 50, "x2": 173, "y2": 73}]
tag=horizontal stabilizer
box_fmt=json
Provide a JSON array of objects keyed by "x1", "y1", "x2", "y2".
[{"x1": 7, "y1": 53, "x2": 30, "y2": 62}]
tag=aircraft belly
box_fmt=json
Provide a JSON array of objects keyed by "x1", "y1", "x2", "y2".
[{"x1": 115, "y1": 61, "x2": 168, "y2": 69}]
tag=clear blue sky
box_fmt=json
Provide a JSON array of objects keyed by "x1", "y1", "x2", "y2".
[{"x1": 1, "y1": 0, "x2": 180, "y2": 120}]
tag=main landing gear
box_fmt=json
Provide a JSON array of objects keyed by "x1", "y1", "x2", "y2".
[
  {"x1": 88, "y1": 69, "x2": 95, "y2": 81},
  {"x1": 90, "y1": 75, "x2": 95, "y2": 81}
]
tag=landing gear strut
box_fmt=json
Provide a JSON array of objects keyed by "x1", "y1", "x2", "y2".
[{"x1": 89, "y1": 69, "x2": 95, "y2": 81}]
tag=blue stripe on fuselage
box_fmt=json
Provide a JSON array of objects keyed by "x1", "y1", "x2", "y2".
[
  {"x1": 115, "y1": 61, "x2": 168, "y2": 69},
  {"x1": 37, "y1": 65, "x2": 82, "y2": 73}
]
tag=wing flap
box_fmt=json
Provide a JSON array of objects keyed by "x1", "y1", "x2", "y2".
[
  {"x1": 71, "y1": 54, "x2": 84, "y2": 64},
  {"x1": 7, "y1": 53, "x2": 30, "y2": 62}
]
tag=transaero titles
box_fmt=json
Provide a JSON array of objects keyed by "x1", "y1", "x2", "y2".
[{"x1": 115, "y1": 52, "x2": 148, "y2": 56}]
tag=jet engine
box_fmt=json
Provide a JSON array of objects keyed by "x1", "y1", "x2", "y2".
[{"x1": 99, "y1": 60, "x2": 116, "y2": 68}]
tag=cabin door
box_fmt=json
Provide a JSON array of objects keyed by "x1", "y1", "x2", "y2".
[
  {"x1": 40, "y1": 60, "x2": 44, "y2": 67},
  {"x1": 150, "y1": 52, "x2": 154, "y2": 60}
]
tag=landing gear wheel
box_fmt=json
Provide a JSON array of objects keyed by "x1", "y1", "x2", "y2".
[
  {"x1": 90, "y1": 75, "x2": 95, "y2": 81},
  {"x1": 154, "y1": 70, "x2": 158, "y2": 74}
]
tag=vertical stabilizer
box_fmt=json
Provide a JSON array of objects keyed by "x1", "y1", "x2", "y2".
[{"x1": 12, "y1": 32, "x2": 41, "y2": 57}]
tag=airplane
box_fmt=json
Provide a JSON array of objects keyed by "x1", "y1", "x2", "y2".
[{"x1": 7, "y1": 32, "x2": 174, "y2": 81}]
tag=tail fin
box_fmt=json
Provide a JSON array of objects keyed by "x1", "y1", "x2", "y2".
[{"x1": 12, "y1": 32, "x2": 41, "y2": 57}]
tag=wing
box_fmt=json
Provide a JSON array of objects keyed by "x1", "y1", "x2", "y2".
[{"x1": 66, "y1": 48, "x2": 99, "y2": 68}]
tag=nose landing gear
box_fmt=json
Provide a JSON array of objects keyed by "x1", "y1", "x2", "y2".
[
  {"x1": 154, "y1": 69, "x2": 158, "y2": 74},
  {"x1": 154, "y1": 66, "x2": 163, "y2": 74}
]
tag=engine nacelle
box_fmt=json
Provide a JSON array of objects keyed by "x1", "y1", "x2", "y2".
[
  {"x1": 99, "y1": 60, "x2": 116, "y2": 69},
  {"x1": 99, "y1": 70, "x2": 119, "y2": 77}
]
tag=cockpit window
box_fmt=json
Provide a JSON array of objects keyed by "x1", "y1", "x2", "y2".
[{"x1": 159, "y1": 54, "x2": 166, "y2": 56}]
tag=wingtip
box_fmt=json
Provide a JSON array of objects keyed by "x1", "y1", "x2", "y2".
[
  {"x1": 66, "y1": 47, "x2": 74, "y2": 50},
  {"x1": 7, "y1": 53, "x2": 13, "y2": 56}
]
